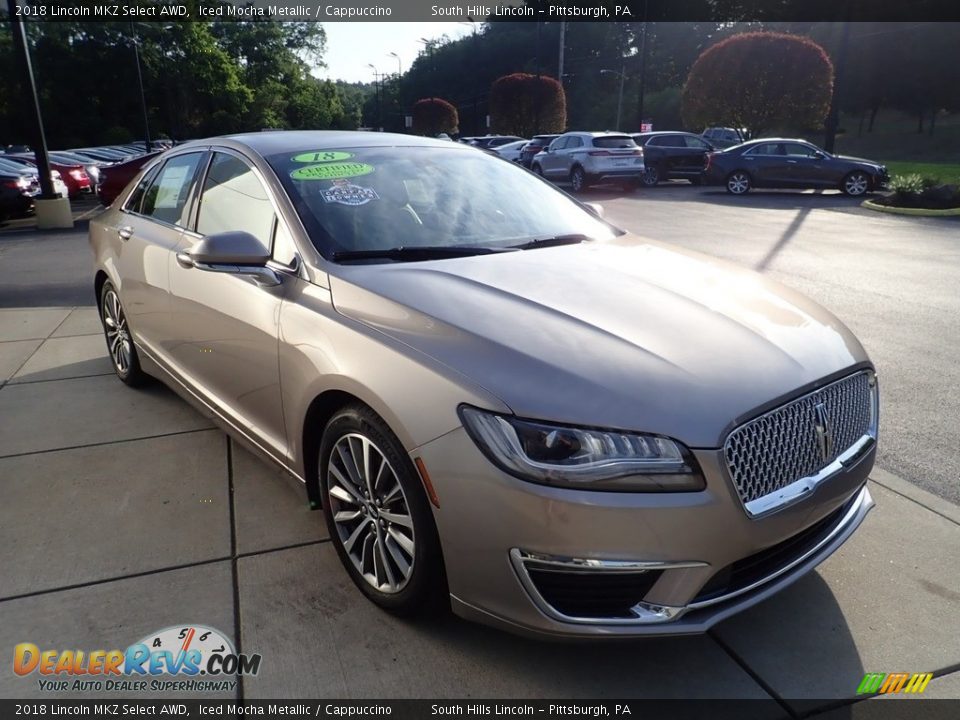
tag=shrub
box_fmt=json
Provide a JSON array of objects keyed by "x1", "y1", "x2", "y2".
[
  {"x1": 489, "y1": 73, "x2": 566, "y2": 138},
  {"x1": 888, "y1": 173, "x2": 924, "y2": 196},
  {"x1": 412, "y1": 98, "x2": 458, "y2": 136}
]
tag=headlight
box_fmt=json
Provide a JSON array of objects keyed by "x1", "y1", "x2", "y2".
[{"x1": 459, "y1": 406, "x2": 705, "y2": 492}]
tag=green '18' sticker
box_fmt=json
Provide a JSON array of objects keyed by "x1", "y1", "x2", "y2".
[
  {"x1": 292, "y1": 150, "x2": 354, "y2": 163},
  {"x1": 290, "y1": 163, "x2": 374, "y2": 180}
]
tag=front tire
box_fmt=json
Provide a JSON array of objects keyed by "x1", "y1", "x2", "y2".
[
  {"x1": 570, "y1": 166, "x2": 588, "y2": 192},
  {"x1": 99, "y1": 281, "x2": 146, "y2": 387},
  {"x1": 842, "y1": 171, "x2": 870, "y2": 196},
  {"x1": 726, "y1": 171, "x2": 751, "y2": 195},
  {"x1": 319, "y1": 404, "x2": 445, "y2": 615},
  {"x1": 641, "y1": 165, "x2": 661, "y2": 187}
]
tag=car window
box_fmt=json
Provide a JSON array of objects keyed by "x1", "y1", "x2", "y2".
[
  {"x1": 745, "y1": 143, "x2": 785, "y2": 156},
  {"x1": 196, "y1": 153, "x2": 274, "y2": 249},
  {"x1": 784, "y1": 143, "x2": 819, "y2": 158},
  {"x1": 659, "y1": 135, "x2": 685, "y2": 147},
  {"x1": 592, "y1": 136, "x2": 637, "y2": 149},
  {"x1": 567, "y1": 136, "x2": 583, "y2": 149},
  {"x1": 645, "y1": 136, "x2": 664, "y2": 147},
  {"x1": 549, "y1": 137, "x2": 569, "y2": 151},
  {"x1": 124, "y1": 165, "x2": 160, "y2": 214},
  {"x1": 139, "y1": 152, "x2": 203, "y2": 227},
  {"x1": 684, "y1": 136, "x2": 710, "y2": 149},
  {"x1": 267, "y1": 145, "x2": 615, "y2": 259},
  {"x1": 271, "y1": 217, "x2": 298, "y2": 267}
]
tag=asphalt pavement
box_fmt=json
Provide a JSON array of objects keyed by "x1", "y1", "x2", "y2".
[{"x1": 589, "y1": 183, "x2": 960, "y2": 506}]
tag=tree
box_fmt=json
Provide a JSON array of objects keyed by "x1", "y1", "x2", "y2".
[
  {"x1": 489, "y1": 73, "x2": 566, "y2": 137},
  {"x1": 681, "y1": 32, "x2": 833, "y2": 137},
  {"x1": 411, "y1": 98, "x2": 458, "y2": 136}
]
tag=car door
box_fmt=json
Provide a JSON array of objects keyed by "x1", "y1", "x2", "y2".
[
  {"x1": 783, "y1": 142, "x2": 832, "y2": 187},
  {"x1": 562, "y1": 135, "x2": 584, "y2": 176},
  {"x1": 541, "y1": 136, "x2": 568, "y2": 177},
  {"x1": 742, "y1": 143, "x2": 790, "y2": 187},
  {"x1": 681, "y1": 135, "x2": 714, "y2": 175},
  {"x1": 166, "y1": 149, "x2": 296, "y2": 461},
  {"x1": 112, "y1": 150, "x2": 206, "y2": 353}
]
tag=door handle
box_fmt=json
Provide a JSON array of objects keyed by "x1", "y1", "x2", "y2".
[
  {"x1": 118, "y1": 225, "x2": 134, "y2": 241},
  {"x1": 175, "y1": 251, "x2": 195, "y2": 268},
  {"x1": 786, "y1": 160, "x2": 798, "y2": 164}
]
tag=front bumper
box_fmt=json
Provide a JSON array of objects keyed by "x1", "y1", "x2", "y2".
[{"x1": 414, "y1": 427, "x2": 875, "y2": 638}]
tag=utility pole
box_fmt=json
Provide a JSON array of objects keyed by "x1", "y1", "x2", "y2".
[
  {"x1": 7, "y1": 0, "x2": 55, "y2": 199},
  {"x1": 637, "y1": 19, "x2": 649, "y2": 131},
  {"x1": 130, "y1": 22, "x2": 152, "y2": 151},
  {"x1": 824, "y1": 21, "x2": 851, "y2": 153},
  {"x1": 558, "y1": 21, "x2": 566, "y2": 88}
]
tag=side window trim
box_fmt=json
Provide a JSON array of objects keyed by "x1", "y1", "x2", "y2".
[
  {"x1": 122, "y1": 150, "x2": 208, "y2": 231},
  {"x1": 121, "y1": 164, "x2": 160, "y2": 215}
]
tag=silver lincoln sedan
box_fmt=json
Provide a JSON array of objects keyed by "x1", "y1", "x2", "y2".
[{"x1": 89, "y1": 131, "x2": 878, "y2": 638}]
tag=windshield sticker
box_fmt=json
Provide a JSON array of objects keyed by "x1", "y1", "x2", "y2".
[
  {"x1": 321, "y1": 180, "x2": 380, "y2": 206},
  {"x1": 292, "y1": 150, "x2": 354, "y2": 163},
  {"x1": 290, "y1": 162, "x2": 374, "y2": 181}
]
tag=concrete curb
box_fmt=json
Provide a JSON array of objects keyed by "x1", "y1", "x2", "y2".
[
  {"x1": 869, "y1": 466, "x2": 960, "y2": 526},
  {"x1": 861, "y1": 199, "x2": 960, "y2": 217}
]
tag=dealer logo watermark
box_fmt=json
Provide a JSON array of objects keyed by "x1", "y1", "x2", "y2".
[{"x1": 14, "y1": 624, "x2": 261, "y2": 693}]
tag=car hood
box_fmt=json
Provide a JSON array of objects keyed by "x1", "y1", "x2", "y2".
[
  {"x1": 329, "y1": 237, "x2": 869, "y2": 448},
  {"x1": 834, "y1": 155, "x2": 883, "y2": 167}
]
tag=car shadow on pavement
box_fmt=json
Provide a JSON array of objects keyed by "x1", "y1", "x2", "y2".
[{"x1": 690, "y1": 190, "x2": 870, "y2": 211}]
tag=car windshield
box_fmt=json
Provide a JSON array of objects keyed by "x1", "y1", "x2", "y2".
[{"x1": 267, "y1": 145, "x2": 617, "y2": 261}]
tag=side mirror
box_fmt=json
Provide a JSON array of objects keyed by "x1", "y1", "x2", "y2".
[
  {"x1": 176, "y1": 231, "x2": 280, "y2": 287},
  {"x1": 583, "y1": 202, "x2": 605, "y2": 219},
  {"x1": 188, "y1": 231, "x2": 270, "y2": 265},
  {"x1": 813, "y1": 151, "x2": 826, "y2": 160}
]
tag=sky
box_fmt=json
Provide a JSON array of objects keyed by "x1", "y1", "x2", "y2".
[{"x1": 314, "y1": 23, "x2": 474, "y2": 84}]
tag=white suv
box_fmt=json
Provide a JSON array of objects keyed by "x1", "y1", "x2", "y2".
[{"x1": 531, "y1": 131, "x2": 645, "y2": 191}]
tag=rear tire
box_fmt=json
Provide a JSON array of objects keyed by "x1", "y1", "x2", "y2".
[
  {"x1": 570, "y1": 166, "x2": 588, "y2": 192},
  {"x1": 641, "y1": 165, "x2": 661, "y2": 187},
  {"x1": 726, "y1": 171, "x2": 751, "y2": 195},
  {"x1": 319, "y1": 404, "x2": 446, "y2": 616},
  {"x1": 99, "y1": 281, "x2": 147, "y2": 387}
]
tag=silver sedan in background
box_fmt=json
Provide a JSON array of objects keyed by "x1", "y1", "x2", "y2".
[{"x1": 89, "y1": 131, "x2": 877, "y2": 638}]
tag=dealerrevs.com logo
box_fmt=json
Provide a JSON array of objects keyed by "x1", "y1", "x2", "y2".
[{"x1": 14, "y1": 624, "x2": 261, "y2": 693}]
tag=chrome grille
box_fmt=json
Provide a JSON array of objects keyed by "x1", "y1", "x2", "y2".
[{"x1": 724, "y1": 372, "x2": 874, "y2": 513}]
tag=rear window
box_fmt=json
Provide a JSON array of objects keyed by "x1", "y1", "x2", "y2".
[{"x1": 592, "y1": 136, "x2": 637, "y2": 149}]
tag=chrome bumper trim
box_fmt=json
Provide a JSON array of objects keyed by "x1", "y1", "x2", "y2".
[{"x1": 512, "y1": 484, "x2": 874, "y2": 626}]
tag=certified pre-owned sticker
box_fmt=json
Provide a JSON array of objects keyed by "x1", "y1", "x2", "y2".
[
  {"x1": 321, "y1": 180, "x2": 380, "y2": 206},
  {"x1": 291, "y1": 150, "x2": 354, "y2": 163},
  {"x1": 290, "y1": 162, "x2": 374, "y2": 180}
]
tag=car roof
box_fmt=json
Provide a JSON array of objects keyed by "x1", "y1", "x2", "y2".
[
  {"x1": 176, "y1": 130, "x2": 469, "y2": 156},
  {"x1": 634, "y1": 131, "x2": 694, "y2": 136}
]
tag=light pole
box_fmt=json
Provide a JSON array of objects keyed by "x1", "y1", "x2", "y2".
[
  {"x1": 387, "y1": 52, "x2": 402, "y2": 131},
  {"x1": 129, "y1": 22, "x2": 152, "y2": 151},
  {"x1": 600, "y1": 66, "x2": 626, "y2": 131},
  {"x1": 367, "y1": 63, "x2": 381, "y2": 131},
  {"x1": 387, "y1": 51, "x2": 402, "y2": 76}
]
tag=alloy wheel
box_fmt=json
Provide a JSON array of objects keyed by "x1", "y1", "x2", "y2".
[
  {"x1": 641, "y1": 166, "x2": 660, "y2": 186},
  {"x1": 102, "y1": 289, "x2": 132, "y2": 375},
  {"x1": 571, "y1": 167, "x2": 585, "y2": 192},
  {"x1": 327, "y1": 433, "x2": 416, "y2": 594},
  {"x1": 844, "y1": 172, "x2": 869, "y2": 196},
  {"x1": 727, "y1": 172, "x2": 750, "y2": 194}
]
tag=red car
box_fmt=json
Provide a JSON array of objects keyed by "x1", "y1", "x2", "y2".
[
  {"x1": 8, "y1": 154, "x2": 92, "y2": 199},
  {"x1": 97, "y1": 151, "x2": 161, "y2": 205}
]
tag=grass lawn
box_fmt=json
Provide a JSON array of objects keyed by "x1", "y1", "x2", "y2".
[{"x1": 883, "y1": 162, "x2": 960, "y2": 184}]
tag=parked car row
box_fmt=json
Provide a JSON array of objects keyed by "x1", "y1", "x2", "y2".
[
  {"x1": 0, "y1": 139, "x2": 172, "y2": 220},
  {"x1": 518, "y1": 128, "x2": 888, "y2": 197}
]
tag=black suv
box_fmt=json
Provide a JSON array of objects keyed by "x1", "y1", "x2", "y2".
[{"x1": 632, "y1": 132, "x2": 715, "y2": 186}]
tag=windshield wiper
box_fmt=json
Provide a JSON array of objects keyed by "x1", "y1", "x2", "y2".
[
  {"x1": 331, "y1": 245, "x2": 517, "y2": 263},
  {"x1": 511, "y1": 233, "x2": 591, "y2": 250}
]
